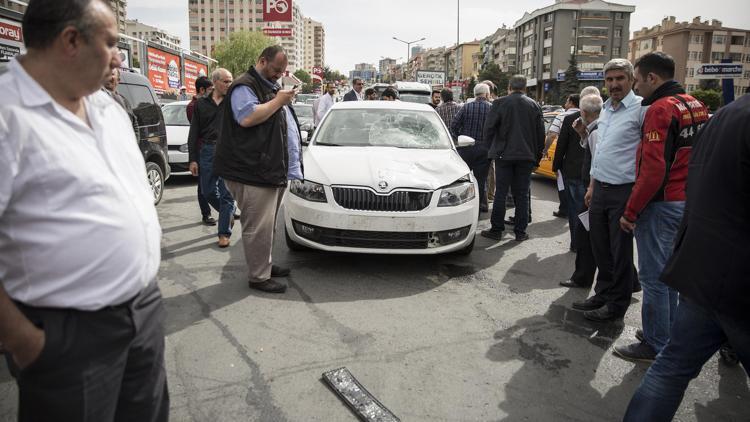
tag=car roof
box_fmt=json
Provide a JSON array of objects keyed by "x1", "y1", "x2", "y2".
[
  {"x1": 330, "y1": 101, "x2": 434, "y2": 111},
  {"x1": 293, "y1": 103, "x2": 312, "y2": 107},
  {"x1": 118, "y1": 70, "x2": 151, "y2": 86}
]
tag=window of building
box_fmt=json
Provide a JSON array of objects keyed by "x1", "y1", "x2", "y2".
[
  {"x1": 614, "y1": 27, "x2": 623, "y2": 38},
  {"x1": 686, "y1": 84, "x2": 695, "y2": 92},
  {"x1": 571, "y1": 28, "x2": 576, "y2": 38},
  {"x1": 614, "y1": 12, "x2": 623, "y2": 20},
  {"x1": 543, "y1": 47, "x2": 552, "y2": 56},
  {"x1": 544, "y1": 13, "x2": 553, "y2": 23},
  {"x1": 691, "y1": 34, "x2": 704, "y2": 44},
  {"x1": 544, "y1": 28, "x2": 553, "y2": 39},
  {"x1": 713, "y1": 35, "x2": 725, "y2": 44},
  {"x1": 612, "y1": 46, "x2": 621, "y2": 56},
  {"x1": 744, "y1": 71, "x2": 750, "y2": 78},
  {"x1": 542, "y1": 63, "x2": 551, "y2": 72},
  {"x1": 579, "y1": 27, "x2": 609, "y2": 38},
  {"x1": 687, "y1": 68, "x2": 695, "y2": 77}
]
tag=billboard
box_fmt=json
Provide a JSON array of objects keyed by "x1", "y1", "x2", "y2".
[
  {"x1": 263, "y1": 28, "x2": 293, "y2": 37},
  {"x1": 183, "y1": 58, "x2": 208, "y2": 96},
  {"x1": 556, "y1": 71, "x2": 605, "y2": 82},
  {"x1": 147, "y1": 46, "x2": 182, "y2": 95},
  {"x1": 0, "y1": 17, "x2": 24, "y2": 62},
  {"x1": 695, "y1": 63, "x2": 742, "y2": 79},
  {"x1": 263, "y1": 0, "x2": 292, "y2": 22},
  {"x1": 416, "y1": 70, "x2": 446, "y2": 87}
]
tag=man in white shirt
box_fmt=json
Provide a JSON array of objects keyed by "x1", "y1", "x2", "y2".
[
  {"x1": 0, "y1": 1, "x2": 167, "y2": 420},
  {"x1": 316, "y1": 83, "x2": 336, "y2": 123}
]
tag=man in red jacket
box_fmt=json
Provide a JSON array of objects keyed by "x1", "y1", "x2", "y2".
[{"x1": 615, "y1": 52, "x2": 709, "y2": 362}]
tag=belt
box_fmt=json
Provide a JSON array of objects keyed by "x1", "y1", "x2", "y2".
[{"x1": 597, "y1": 181, "x2": 633, "y2": 188}]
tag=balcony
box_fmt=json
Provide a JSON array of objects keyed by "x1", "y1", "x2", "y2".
[
  {"x1": 544, "y1": 38, "x2": 552, "y2": 48},
  {"x1": 543, "y1": 55, "x2": 551, "y2": 64}
]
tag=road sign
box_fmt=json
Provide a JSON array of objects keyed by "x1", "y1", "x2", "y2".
[
  {"x1": 416, "y1": 70, "x2": 446, "y2": 87},
  {"x1": 263, "y1": 0, "x2": 292, "y2": 22},
  {"x1": 556, "y1": 71, "x2": 604, "y2": 82},
  {"x1": 694, "y1": 63, "x2": 742, "y2": 79}
]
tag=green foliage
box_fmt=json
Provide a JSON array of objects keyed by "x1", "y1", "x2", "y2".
[
  {"x1": 467, "y1": 76, "x2": 477, "y2": 98},
  {"x1": 300, "y1": 83, "x2": 314, "y2": 94},
  {"x1": 690, "y1": 89, "x2": 722, "y2": 112},
  {"x1": 323, "y1": 66, "x2": 347, "y2": 82},
  {"x1": 560, "y1": 54, "x2": 580, "y2": 103},
  {"x1": 132, "y1": 57, "x2": 140, "y2": 69},
  {"x1": 213, "y1": 31, "x2": 274, "y2": 77},
  {"x1": 699, "y1": 79, "x2": 720, "y2": 91},
  {"x1": 477, "y1": 63, "x2": 511, "y2": 96},
  {"x1": 293, "y1": 69, "x2": 311, "y2": 84}
]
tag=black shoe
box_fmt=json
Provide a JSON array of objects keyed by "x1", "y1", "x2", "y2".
[
  {"x1": 480, "y1": 229, "x2": 504, "y2": 240},
  {"x1": 553, "y1": 210, "x2": 567, "y2": 219},
  {"x1": 479, "y1": 203, "x2": 489, "y2": 213},
  {"x1": 202, "y1": 215, "x2": 217, "y2": 226},
  {"x1": 560, "y1": 279, "x2": 589, "y2": 288},
  {"x1": 249, "y1": 279, "x2": 287, "y2": 293},
  {"x1": 271, "y1": 265, "x2": 291, "y2": 277},
  {"x1": 572, "y1": 297, "x2": 605, "y2": 311},
  {"x1": 635, "y1": 328, "x2": 644, "y2": 343},
  {"x1": 583, "y1": 305, "x2": 621, "y2": 322},
  {"x1": 614, "y1": 341, "x2": 657, "y2": 362},
  {"x1": 514, "y1": 232, "x2": 529, "y2": 242}
]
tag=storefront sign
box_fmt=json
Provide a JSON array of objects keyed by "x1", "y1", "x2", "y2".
[
  {"x1": 263, "y1": 28, "x2": 293, "y2": 37},
  {"x1": 0, "y1": 17, "x2": 24, "y2": 62}
]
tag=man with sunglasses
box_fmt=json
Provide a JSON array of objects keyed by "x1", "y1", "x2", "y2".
[{"x1": 343, "y1": 77, "x2": 364, "y2": 101}]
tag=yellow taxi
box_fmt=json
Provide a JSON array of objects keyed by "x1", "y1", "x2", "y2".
[{"x1": 534, "y1": 111, "x2": 561, "y2": 179}]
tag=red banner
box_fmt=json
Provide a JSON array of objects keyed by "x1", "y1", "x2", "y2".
[
  {"x1": 183, "y1": 59, "x2": 208, "y2": 97},
  {"x1": 263, "y1": 28, "x2": 292, "y2": 37},
  {"x1": 263, "y1": 0, "x2": 292, "y2": 22},
  {"x1": 147, "y1": 47, "x2": 182, "y2": 95},
  {"x1": 0, "y1": 20, "x2": 23, "y2": 43}
]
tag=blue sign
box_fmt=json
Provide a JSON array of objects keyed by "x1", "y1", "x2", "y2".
[{"x1": 556, "y1": 71, "x2": 605, "y2": 82}]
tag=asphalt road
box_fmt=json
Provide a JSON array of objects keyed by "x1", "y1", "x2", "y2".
[{"x1": 1, "y1": 175, "x2": 748, "y2": 422}]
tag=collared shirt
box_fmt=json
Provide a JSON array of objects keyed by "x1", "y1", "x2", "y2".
[
  {"x1": 187, "y1": 95, "x2": 223, "y2": 162},
  {"x1": 450, "y1": 97, "x2": 491, "y2": 147},
  {"x1": 0, "y1": 58, "x2": 161, "y2": 310},
  {"x1": 437, "y1": 101, "x2": 462, "y2": 139},
  {"x1": 316, "y1": 93, "x2": 335, "y2": 123},
  {"x1": 590, "y1": 90, "x2": 646, "y2": 184},
  {"x1": 548, "y1": 107, "x2": 579, "y2": 135},
  {"x1": 231, "y1": 75, "x2": 303, "y2": 180},
  {"x1": 581, "y1": 118, "x2": 600, "y2": 157}
]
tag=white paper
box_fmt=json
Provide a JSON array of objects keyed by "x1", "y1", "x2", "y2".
[
  {"x1": 578, "y1": 210, "x2": 590, "y2": 231},
  {"x1": 556, "y1": 170, "x2": 565, "y2": 191}
]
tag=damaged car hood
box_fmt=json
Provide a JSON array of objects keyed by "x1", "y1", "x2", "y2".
[{"x1": 302, "y1": 146, "x2": 471, "y2": 191}]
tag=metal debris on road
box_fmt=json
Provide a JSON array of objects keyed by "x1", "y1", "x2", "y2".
[{"x1": 322, "y1": 367, "x2": 400, "y2": 422}]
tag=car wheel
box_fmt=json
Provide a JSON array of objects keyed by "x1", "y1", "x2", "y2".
[
  {"x1": 454, "y1": 236, "x2": 475, "y2": 256},
  {"x1": 285, "y1": 226, "x2": 309, "y2": 251},
  {"x1": 146, "y1": 161, "x2": 164, "y2": 205}
]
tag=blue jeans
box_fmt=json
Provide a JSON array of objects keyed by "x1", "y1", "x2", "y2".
[
  {"x1": 623, "y1": 297, "x2": 750, "y2": 421},
  {"x1": 197, "y1": 176, "x2": 211, "y2": 217},
  {"x1": 199, "y1": 144, "x2": 235, "y2": 237},
  {"x1": 490, "y1": 160, "x2": 534, "y2": 235},
  {"x1": 565, "y1": 179, "x2": 585, "y2": 248},
  {"x1": 634, "y1": 201, "x2": 683, "y2": 352}
]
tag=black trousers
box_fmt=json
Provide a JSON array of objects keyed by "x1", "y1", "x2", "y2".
[
  {"x1": 458, "y1": 146, "x2": 491, "y2": 207},
  {"x1": 588, "y1": 181, "x2": 638, "y2": 316},
  {"x1": 491, "y1": 160, "x2": 534, "y2": 234},
  {"x1": 570, "y1": 205, "x2": 597, "y2": 287},
  {"x1": 6, "y1": 282, "x2": 169, "y2": 422}
]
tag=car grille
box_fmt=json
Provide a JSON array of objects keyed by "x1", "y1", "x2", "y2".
[
  {"x1": 293, "y1": 220, "x2": 429, "y2": 249},
  {"x1": 331, "y1": 187, "x2": 432, "y2": 212}
]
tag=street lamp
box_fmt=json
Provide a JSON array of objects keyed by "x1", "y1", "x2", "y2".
[{"x1": 393, "y1": 36, "x2": 426, "y2": 62}]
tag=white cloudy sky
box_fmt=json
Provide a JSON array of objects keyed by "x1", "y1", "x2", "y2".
[{"x1": 127, "y1": 0, "x2": 750, "y2": 72}]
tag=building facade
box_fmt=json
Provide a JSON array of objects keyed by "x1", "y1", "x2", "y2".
[
  {"x1": 629, "y1": 16, "x2": 750, "y2": 99},
  {"x1": 188, "y1": 0, "x2": 316, "y2": 72},
  {"x1": 514, "y1": 0, "x2": 634, "y2": 100},
  {"x1": 349, "y1": 63, "x2": 377, "y2": 82},
  {"x1": 302, "y1": 17, "x2": 325, "y2": 72},
  {"x1": 125, "y1": 19, "x2": 181, "y2": 63},
  {"x1": 0, "y1": 0, "x2": 126, "y2": 32}
]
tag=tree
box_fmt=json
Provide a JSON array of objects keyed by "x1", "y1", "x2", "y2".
[
  {"x1": 293, "y1": 69, "x2": 311, "y2": 84},
  {"x1": 323, "y1": 66, "x2": 347, "y2": 83},
  {"x1": 466, "y1": 76, "x2": 477, "y2": 98},
  {"x1": 132, "y1": 57, "x2": 140, "y2": 69},
  {"x1": 477, "y1": 63, "x2": 511, "y2": 96},
  {"x1": 699, "y1": 79, "x2": 721, "y2": 91},
  {"x1": 213, "y1": 31, "x2": 274, "y2": 77},
  {"x1": 560, "y1": 54, "x2": 580, "y2": 103},
  {"x1": 690, "y1": 89, "x2": 722, "y2": 112}
]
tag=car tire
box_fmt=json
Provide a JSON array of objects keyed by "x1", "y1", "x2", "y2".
[
  {"x1": 454, "y1": 235, "x2": 475, "y2": 256},
  {"x1": 285, "y1": 226, "x2": 309, "y2": 251},
  {"x1": 146, "y1": 161, "x2": 164, "y2": 205}
]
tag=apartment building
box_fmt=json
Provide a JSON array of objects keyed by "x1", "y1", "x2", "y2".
[
  {"x1": 188, "y1": 0, "x2": 316, "y2": 72},
  {"x1": 422, "y1": 47, "x2": 447, "y2": 72},
  {"x1": 446, "y1": 41, "x2": 480, "y2": 81},
  {"x1": 629, "y1": 16, "x2": 750, "y2": 99},
  {"x1": 481, "y1": 26, "x2": 517, "y2": 72},
  {"x1": 349, "y1": 62, "x2": 377, "y2": 82},
  {"x1": 125, "y1": 19, "x2": 181, "y2": 63},
  {"x1": 514, "y1": 0, "x2": 634, "y2": 100},
  {"x1": 302, "y1": 17, "x2": 325, "y2": 72}
]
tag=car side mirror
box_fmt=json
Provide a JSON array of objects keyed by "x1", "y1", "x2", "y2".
[
  {"x1": 457, "y1": 135, "x2": 476, "y2": 147},
  {"x1": 300, "y1": 130, "x2": 309, "y2": 145}
]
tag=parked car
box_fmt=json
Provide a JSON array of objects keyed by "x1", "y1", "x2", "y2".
[
  {"x1": 117, "y1": 70, "x2": 170, "y2": 204},
  {"x1": 292, "y1": 102, "x2": 315, "y2": 143},
  {"x1": 392, "y1": 81, "x2": 432, "y2": 104},
  {"x1": 534, "y1": 111, "x2": 561, "y2": 180},
  {"x1": 161, "y1": 100, "x2": 191, "y2": 175},
  {"x1": 284, "y1": 101, "x2": 479, "y2": 255},
  {"x1": 296, "y1": 93, "x2": 319, "y2": 105}
]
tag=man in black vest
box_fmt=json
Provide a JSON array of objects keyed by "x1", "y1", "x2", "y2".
[{"x1": 214, "y1": 46, "x2": 302, "y2": 293}]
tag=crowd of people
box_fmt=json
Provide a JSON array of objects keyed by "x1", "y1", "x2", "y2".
[{"x1": 0, "y1": 1, "x2": 747, "y2": 421}]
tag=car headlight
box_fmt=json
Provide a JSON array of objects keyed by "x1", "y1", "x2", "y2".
[
  {"x1": 290, "y1": 179, "x2": 327, "y2": 202},
  {"x1": 179, "y1": 143, "x2": 189, "y2": 153},
  {"x1": 438, "y1": 175, "x2": 475, "y2": 207}
]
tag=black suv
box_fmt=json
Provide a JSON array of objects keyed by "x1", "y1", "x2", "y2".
[{"x1": 117, "y1": 71, "x2": 170, "y2": 205}]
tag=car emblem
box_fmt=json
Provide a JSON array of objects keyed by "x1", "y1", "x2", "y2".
[{"x1": 378, "y1": 181, "x2": 388, "y2": 190}]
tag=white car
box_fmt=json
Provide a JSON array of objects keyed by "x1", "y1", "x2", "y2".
[
  {"x1": 161, "y1": 100, "x2": 191, "y2": 175},
  {"x1": 284, "y1": 101, "x2": 479, "y2": 255}
]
